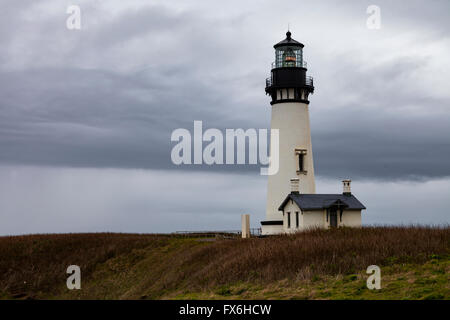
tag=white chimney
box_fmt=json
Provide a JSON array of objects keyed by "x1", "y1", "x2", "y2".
[
  {"x1": 290, "y1": 178, "x2": 300, "y2": 193},
  {"x1": 342, "y1": 179, "x2": 351, "y2": 195}
]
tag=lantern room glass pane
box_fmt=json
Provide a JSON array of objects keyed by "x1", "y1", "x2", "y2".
[{"x1": 275, "y1": 46, "x2": 303, "y2": 68}]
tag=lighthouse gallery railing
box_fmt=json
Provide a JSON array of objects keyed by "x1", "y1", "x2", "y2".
[{"x1": 265, "y1": 75, "x2": 314, "y2": 88}]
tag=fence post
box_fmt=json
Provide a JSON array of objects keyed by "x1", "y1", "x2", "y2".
[{"x1": 241, "y1": 214, "x2": 250, "y2": 238}]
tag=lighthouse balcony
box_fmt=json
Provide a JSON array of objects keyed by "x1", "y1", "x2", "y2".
[
  {"x1": 265, "y1": 75, "x2": 314, "y2": 90},
  {"x1": 265, "y1": 75, "x2": 314, "y2": 105}
]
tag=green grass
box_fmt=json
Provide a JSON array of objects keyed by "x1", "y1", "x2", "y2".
[{"x1": 169, "y1": 258, "x2": 449, "y2": 300}]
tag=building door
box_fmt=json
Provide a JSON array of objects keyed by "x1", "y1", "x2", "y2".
[{"x1": 330, "y1": 209, "x2": 338, "y2": 228}]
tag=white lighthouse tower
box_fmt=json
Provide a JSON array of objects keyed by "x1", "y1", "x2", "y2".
[{"x1": 261, "y1": 31, "x2": 316, "y2": 235}]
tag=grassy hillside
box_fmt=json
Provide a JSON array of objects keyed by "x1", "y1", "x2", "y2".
[{"x1": 0, "y1": 226, "x2": 448, "y2": 300}]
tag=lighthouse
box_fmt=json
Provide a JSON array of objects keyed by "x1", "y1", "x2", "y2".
[{"x1": 261, "y1": 31, "x2": 316, "y2": 235}]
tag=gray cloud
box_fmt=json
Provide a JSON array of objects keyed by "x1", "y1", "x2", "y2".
[
  {"x1": 1, "y1": 1, "x2": 450, "y2": 235},
  {"x1": 0, "y1": 0, "x2": 449, "y2": 181},
  {"x1": 311, "y1": 55, "x2": 450, "y2": 180},
  {"x1": 0, "y1": 165, "x2": 448, "y2": 236}
]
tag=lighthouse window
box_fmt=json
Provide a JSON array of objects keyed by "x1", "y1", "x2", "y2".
[
  {"x1": 295, "y1": 149, "x2": 307, "y2": 174},
  {"x1": 295, "y1": 212, "x2": 299, "y2": 228},
  {"x1": 298, "y1": 154, "x2": 304, "y2": 172}
]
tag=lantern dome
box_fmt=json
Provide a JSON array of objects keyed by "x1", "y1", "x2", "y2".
[{"x1": 273, "y1": 31, "x2": 304, "y2": 49}]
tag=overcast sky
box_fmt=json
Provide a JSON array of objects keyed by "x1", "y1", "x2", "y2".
[{"x1": 1, "y1": 0, "x2": 449, "y2": 235}]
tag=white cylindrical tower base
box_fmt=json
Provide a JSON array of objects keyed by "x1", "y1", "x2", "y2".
[{"x1": 265, "y1": 101, "x2": 315, "y2": 223}]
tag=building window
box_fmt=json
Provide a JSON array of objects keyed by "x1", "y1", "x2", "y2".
[
  {"x1": 287, "y1": 212, "x2": 291, "y2": 228},
  {"x1": 295, "y1": 212, "x2": 299, "y2": 228},
  {"x1": 295, "y1": 149, "x2": 307, "y2": 174}
]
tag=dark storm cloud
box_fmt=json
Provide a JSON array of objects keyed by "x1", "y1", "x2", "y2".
[
  {"x1": 311, "y1": 55, "x2": 450, "y2": 180},
  {"x1": 1, "y1": 0, "x2": 449, "y2": 236},
  {"x1": 0, "y1": 0, "x2": 449, "y2": 181}
]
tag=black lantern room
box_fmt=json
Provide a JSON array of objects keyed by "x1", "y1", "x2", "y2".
[{"x1": 265, "y1": 31, "x2": 314, "y2": 105}]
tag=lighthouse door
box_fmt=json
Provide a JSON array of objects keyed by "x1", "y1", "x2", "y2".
[{"x1": 330, "y1": 209, "x2": 338, "y2": 228}]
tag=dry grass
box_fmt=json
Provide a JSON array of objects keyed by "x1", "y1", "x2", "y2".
[
  {"x1": 167, "y1": 226, "x2": 449, "y2": 290},
  {"x1": 0, "y1": 233, "x2": 170, "y2": 298},
  {"x1": 0, "y1": 226, "x2": 448, "y2": 299}
]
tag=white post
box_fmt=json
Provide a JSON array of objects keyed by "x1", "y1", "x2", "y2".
[{"x1": 241, "y1": 214, "x2": 250, "y2": 238}]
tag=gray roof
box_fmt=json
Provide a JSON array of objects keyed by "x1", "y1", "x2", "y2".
[
  {"x1": 274, "y1": 31, "x2": 304, "y2": 49},
  {"x1": 278, "y1": 193, "x2": 366, "y2": 211}
]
